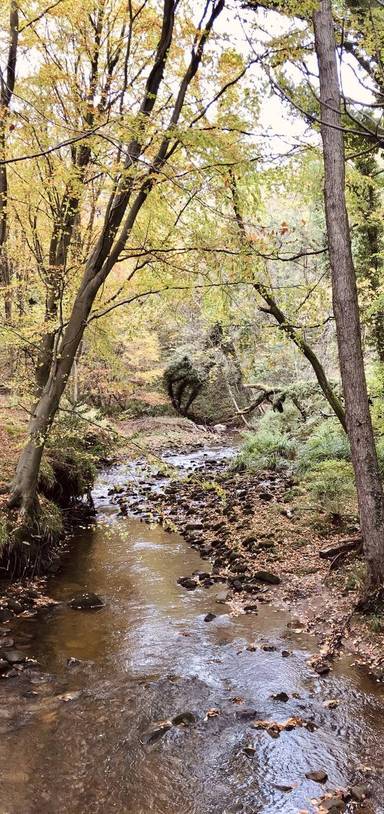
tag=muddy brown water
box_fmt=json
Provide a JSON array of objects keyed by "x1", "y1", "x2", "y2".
[{"x1": 1, "y1": 449, "x2": 384, "y2": 813}]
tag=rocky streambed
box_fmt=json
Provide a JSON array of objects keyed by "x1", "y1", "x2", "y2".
[{"x1": 0, "y1": 443, "x2": 383, "y2": 813}]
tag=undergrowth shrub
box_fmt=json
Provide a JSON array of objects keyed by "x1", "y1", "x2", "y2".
[
  {"x1": 297, "y1": 420, "x2": 350, "y2": 474},
  {"x1": 41, "y1": 407, "x2": 116, "y2": 503},
  {"x1": 304, "y1": 459, "x2": 356, "y2": 516},
  {"x1": 235, "y1": 426, "x2": 297, "y2": 472},
  {"x1": 38, "y1": 497, "x2": 64, "y2": 542}
]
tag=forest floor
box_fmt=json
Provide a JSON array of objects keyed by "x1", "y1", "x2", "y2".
[{"x1": 0, "y1": 407, "x2": 384, "y2": 685}]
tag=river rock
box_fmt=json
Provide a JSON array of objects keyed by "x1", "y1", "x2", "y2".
[
  {"x1": 305, "y1": 770, "x2": 328, "y2": 783},
  {"x1": 177, "y1": 577, "x2": 197, "y2": 591},
  {"x1": 320, "y1": 797, "x2": 345, "y2": 813},
  {"x1": 204, "y1": 613, "x2": 216, "y2": 622},
  {"x1": 0, "y1": 658, "x2": 9, "y2": 674},
  {"x1": 0, "y1": 608, "x2": 13, "y2": 623},
  {"x1": 4, "y1": 649, "x2": 26, "y2": 664},
  {"x1": 7, "y1": 599, "x2": 24, "y2": 614},
  {"x1": 272, "y1": 692, "x2": 289, "y2": 702},
  {"x1": 216, "y1": 591, "x2": 230, "y2": 604},
  {"x1": 66, "y1": 657, "x2": 83, "y2": 668},
  {"x1": 0, "y1": 635, "x2": 14, "y2": 647},
  {"x1": 254, "y1": 571, "x2": 281, "y2": 585},
  {"x1": 185, "y1": 522, "x2": 203, "y2": 532},
  {"x1": 349, "y1": 784, "x2": 369, "y2": 802},
  {"x1": 68, "y1": 593, "x2": 105, "y2": 610},
  {"x1": 172, "y1": 711, "x2": 197, "y2": 726},
  {"x1": 142, "y1": 719, "x2": 173, "y2": 745}
]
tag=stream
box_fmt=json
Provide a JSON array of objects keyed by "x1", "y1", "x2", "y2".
[{"x1": 1, "y1": 446, "x2": 384, "y2": 813}]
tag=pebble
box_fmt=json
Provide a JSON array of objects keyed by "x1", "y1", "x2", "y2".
[
  {"x1": 305, "y1": 769, "x2": 328, "y2": 783},
  {"x1": 271, "y1": 692, "x2": 289, "y2": 702}
]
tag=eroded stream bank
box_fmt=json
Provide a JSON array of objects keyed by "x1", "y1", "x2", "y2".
[{"x1": 0, "y1": 446, "x2": 383, "y2": 813}]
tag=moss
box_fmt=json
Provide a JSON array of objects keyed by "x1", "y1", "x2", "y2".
[
  {"x1": 38, "y1": 496, "x2": 64, "y2": 542},
  {"x1": 38, "y1": 458, "x2": 56, "y2": 494},
  {"x1": 46, "y1": 446, "x2": 97, "y2": 502},
  {"x1": 2, "y1": 496, "x2": 64, "y2": 578},
  {"x1": 0, "y1": 513, "x2": 8, "y2": 552},
  {"x1": 41, "y1": 409, "x2": 115, "y2": 504}
]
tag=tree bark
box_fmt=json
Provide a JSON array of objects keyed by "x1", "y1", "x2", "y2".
[
  {"x1": 0, "y1": 1, "x2": 18, "y2": 323},
  {"x1": 313, "y1": 0, "x2": 384, "y2": 589}
]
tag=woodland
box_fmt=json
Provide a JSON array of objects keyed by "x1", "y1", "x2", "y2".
[
  {"x1": 2, "y1": 0, "x2": 384, "y2": 810},
  {"x1": 0, "y1": 0, "x2": 383, "y2": 580}
]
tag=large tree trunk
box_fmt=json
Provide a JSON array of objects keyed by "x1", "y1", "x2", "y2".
[{"x1": 313, "y1": 0, "x2": 384, "y2": 589}]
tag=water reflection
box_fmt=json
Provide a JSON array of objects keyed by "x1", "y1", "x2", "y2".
[{"x1": 0, "y1": 459, "x2": 383, "y2": 813}]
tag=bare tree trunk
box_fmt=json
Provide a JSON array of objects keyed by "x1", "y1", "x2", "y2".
[
  {"x1": 313, "y1": 0, "x2": 384, "y2": 589},
  {"x1": 0, "y1": 1, "x2": 18, "y2": 323}
]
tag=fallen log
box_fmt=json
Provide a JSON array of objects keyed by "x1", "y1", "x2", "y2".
[{"x1": 319, "y1": 537, "x2": 361, "y2": 559}]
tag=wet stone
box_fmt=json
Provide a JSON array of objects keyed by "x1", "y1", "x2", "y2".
[
  {"x1": 243, "y1": 744, "x2": 256, "y2": 757},
  {"x1": 272, "y1": 692, "x2": 289, "y2": 702},
  {"x1": 254, "y1": 570, "x2": 281, "y2": 585},
  {"x1": 0, "y1": 658, "x2": 9, "y2": 674},
  {"x1": 216, "y1": 591, "x2": 231, "y2": 605},
  {"x1": 204, "y1": 613, "x2": 216, "y2": 622},
  {"x1": 66, "y1": 657, "x2": 83, "y2": 668},
  {"x1": 0, "y1": 608, "x2": 13, "y2": 623},
  {"x1": 305, "y1": 770, "x2": 328, "y2": 783},
  {"x1": 177, "y1": 577, "x2": 197, "y2": 591},
  {"x1": 68, "y1": 593, "x2": 105, "y2": 610},
  {"x1": 7, "y1": 599, "x2": 24, "y2": 615},
  {"x1": 3, "y1": 650, "x2": 26, "y2": 664},
  {"x1": 349, "y1": 785, "x2": 369, "y2": 802},
  {"x1": 142, "y1": 719, "x2": 173, "y2": 745},
  {"x1": 320, "y1": 797, "x2": 345, "y2": 813},
  {"x1": 172, "y1": 711, "x2": 196, "y2": 726}
]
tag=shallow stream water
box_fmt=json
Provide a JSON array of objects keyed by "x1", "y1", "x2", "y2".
[{"x1": 1, "y1": 448, "x2": 384, "y2": 813}]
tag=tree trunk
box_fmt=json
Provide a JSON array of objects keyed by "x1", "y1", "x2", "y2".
[
  {"x1": 254, "y1": 281, "x2": 347, "y2": 431},
  {"x1": 313, "y1": 0, "x2": 384, "y2": 589},
  {"x1": 0, "y1": 1, "x2": 19, "y2": 324},
  {"x1": 229, "y1": 171, "x2": 347, "y2": 430}
]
